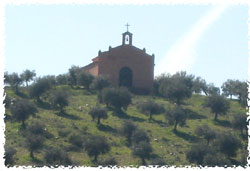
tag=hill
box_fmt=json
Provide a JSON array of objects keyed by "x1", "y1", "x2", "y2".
[{"x1": 4, "y1": 86, "x2": 248, "y2": 166}]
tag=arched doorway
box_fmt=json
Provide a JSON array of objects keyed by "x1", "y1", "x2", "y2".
[{"x1": 119, "y1": 67, "x2": 133, "y2": 88}]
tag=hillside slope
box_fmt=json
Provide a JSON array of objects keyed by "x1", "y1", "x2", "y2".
[{"x1": 4, "y1": 86, "x2": 248, "y2": 166}]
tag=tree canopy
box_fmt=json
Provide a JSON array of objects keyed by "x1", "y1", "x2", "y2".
[{"x1": 159, "y1": 71, "x2": 194, "y2": 105}]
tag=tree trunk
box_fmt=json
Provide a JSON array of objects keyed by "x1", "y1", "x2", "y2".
[
  {"x1": 174, "y1": 121, "x2": 178, "y2": 132},
  {"x1": 22, "y1": 120, "x2": 26, "y2": 129},
  {"x1": 141, "y1": 157, "x2": 146, "y2": 165},
  {"x1": 15, "y1": 85, "x2": 18, "y2": 93},
  {"x1": 203, "y1": 90, "x2": 208, "y2": 96},
  {"x1": 26, "y1": 81, "x2": 28, "y2": 87},
  {"x1": 30, "y1": 150, "x2": 34, "y2": 159},
  {"x1": 97, "y1": 117, "x2": 101, "y2": 125},
  {"x1": 214, "y1": 113, "x2": 218, "y2": 121},
  {"x1": 245, "y1": 127, "x2": 248, "y2": 137},
  {"x1": 60, "y1": 106, "x2": 64, "y2": 114},
  {"x1": 127, "y1": 137, "x2": 131, "y2": 146},
  {"x1": 37, "y1": 96, "x2": 41, "y2": 103},
  {"x1": 149, "y1": 113, "x2": 152, "y2": 121},
  {"x1": 94, "y1": 155, "x2": 98, "y2": 162},
  {"x1": 176, "y1": 99, "x2": 180, "y2": 106},
  {"x1": 207, "y1": 139, "x2": 210, "y2": 146},
  {"x1": 240, "y1": 128, "x2": 243, "y2": 136}
]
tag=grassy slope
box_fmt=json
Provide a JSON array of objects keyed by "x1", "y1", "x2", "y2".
[{"x1": 4, "y1": 86, "x2": 247, "y2": 166}]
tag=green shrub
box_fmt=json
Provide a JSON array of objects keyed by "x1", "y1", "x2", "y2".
[
  {"x1": 84, "y1": 135, "x2": 110, "y2": 162},
  {"x1": 44, "y1": 147, "x2": 72, "y2": 166},
  {"x1": 4, "y1": 146, "x2": 16, "y2": 166}
]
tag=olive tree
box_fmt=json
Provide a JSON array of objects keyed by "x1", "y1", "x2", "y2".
[
  {"x1": 186, "y1": 143, "x2": 210, "y2": 165},
  {"x1": 204, "y1": 94, "x2": 230, "y2": 121},
  {"x1": 132, "y1": 141, "x2": 153, "y2": 165},
  {"x1": 49, "y1": 88, "x2": 69, "y2": 113},
  {"x1": 7, "y1": 72, "x2": 23, "y2": 93},
  {"x1": 165, "y1": 106, "x2": 187, "y2": 132},
  {"x1": 192, "y1": 76, "x2": 208, "y2": 95},
  {"x1": 137, "y1": 100, "x2": 165, "y2": 121},
  {"x1": 131, "y1": 129, "x2": 150, "y2": 144},
  {"x1": 91, "y1": 75, "x2": 110, "y2": 92},
  {"x1": 213, "y1": 132, "x2": 242, "y2": 158},
  {"x1": 68, "y1": 65, "x2": 81, "y2": 88},
  {"x1": 159, "y1": 71, "x2": 194, "y2": 105},
  {"x1": 20, "y1": 69, "x2": 36, "y2": 87},
  {"x1": 44, "y1": 147, "x2": 72, "y2": 166},
  {"x1": 232, "y1": 114, "x2": 248, "y2": 136},
  {"x1": 10, "y1": 99, "x2": 37, "y2": 128},
  {"x1": 203, "y1": 153, "x2": 231, "y2": 166},
  {"x1": 25, "y1": 133, "x2": 45, "y2": 159},
  {"x1": 4, "y1": 146, "x2": 17, "y2": 166},
  {"x1": 221, "y1": 79, "x2": 235, "y2": 99},
  {"x1": 121, "y1": 120, "x2": 137, "y2": 146},
  {"x1": 195, "y1": 125, "x2": 216, "y2": 145},
  {"x1": 84, "y1": 135, "x2": 110, "y2": 162},
  {"x1": 101, "y1": 87, "x2": 132, "y2": 112},
  {"x1": 88, "y1": 106, "x2": 108, "y2": 125},
  {"x1": 77, "y1": 70, "x2": 94, "y2": 90},
  {"x1": 29, "y1": 77, "x2": 52, "y2": 103},
  {"x1": 25, "y1": 121, "x2": 50, "y2": 159}
]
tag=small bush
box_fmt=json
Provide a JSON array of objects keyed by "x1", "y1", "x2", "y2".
[
  {"x1": 232, "y1": 114, "x2": 247, "y2": 135},
  {"x1": 203, "y1": 152, "x2": 231, "y2": 166},
  {"x1": 69, "y1": 133, "x2": 84, "y2": 148},
  {"x1": 44, "y1": 147, "x2": 72, "y2": 166},
  {"x1": 132, "y1": 141, "x2": 153, "y2": 165},
  {"x1": 186, "y1": 143, "x2": 209, "y2": 165},
  {"x1": 58, "y1": 129, "x2": 71, "y2": 137},
  {"x1": 213, "y1": 131, "x2": 241, "y2": 158},
  {"x1": 97, "y1": 156, "x2": 117, "y2": 166},
  {"x1": 26, "y1": 121, "x2": 53, "y2": 139},
  {"x1": 4, "y1": 146, "x2": 16, "y2": 166},
  {"x1": 131, "y1": 129, "x2": 150, "y2": 144},
  {"x1": 149, "y1": 157, "x2": 167, "y2": 166}
]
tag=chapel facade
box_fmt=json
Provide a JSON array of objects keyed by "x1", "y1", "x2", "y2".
[{"x1": 82, "y1": 27, "x2": 155, "y2": 92}]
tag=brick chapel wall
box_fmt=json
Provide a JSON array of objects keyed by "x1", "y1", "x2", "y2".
[
  {"x1": 98, "y1": 46, "x2": 154, "y2": 90},
  {"x1": 83, "y1": 63, "x2": 99, "y2": 77}
]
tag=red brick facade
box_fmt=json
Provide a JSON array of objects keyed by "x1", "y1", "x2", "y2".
[{"x1": 82, "y1": 31, "x2": 155, "y2": 91}]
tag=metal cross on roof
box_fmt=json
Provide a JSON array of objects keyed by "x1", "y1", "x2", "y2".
[{"x1": 125, "y1": 23, "x2": 130, "y2": 32}]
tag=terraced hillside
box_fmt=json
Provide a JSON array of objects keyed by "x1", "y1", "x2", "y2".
[{"x1": 4, "y1": 86, "x2": 248, "y2": 166}]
